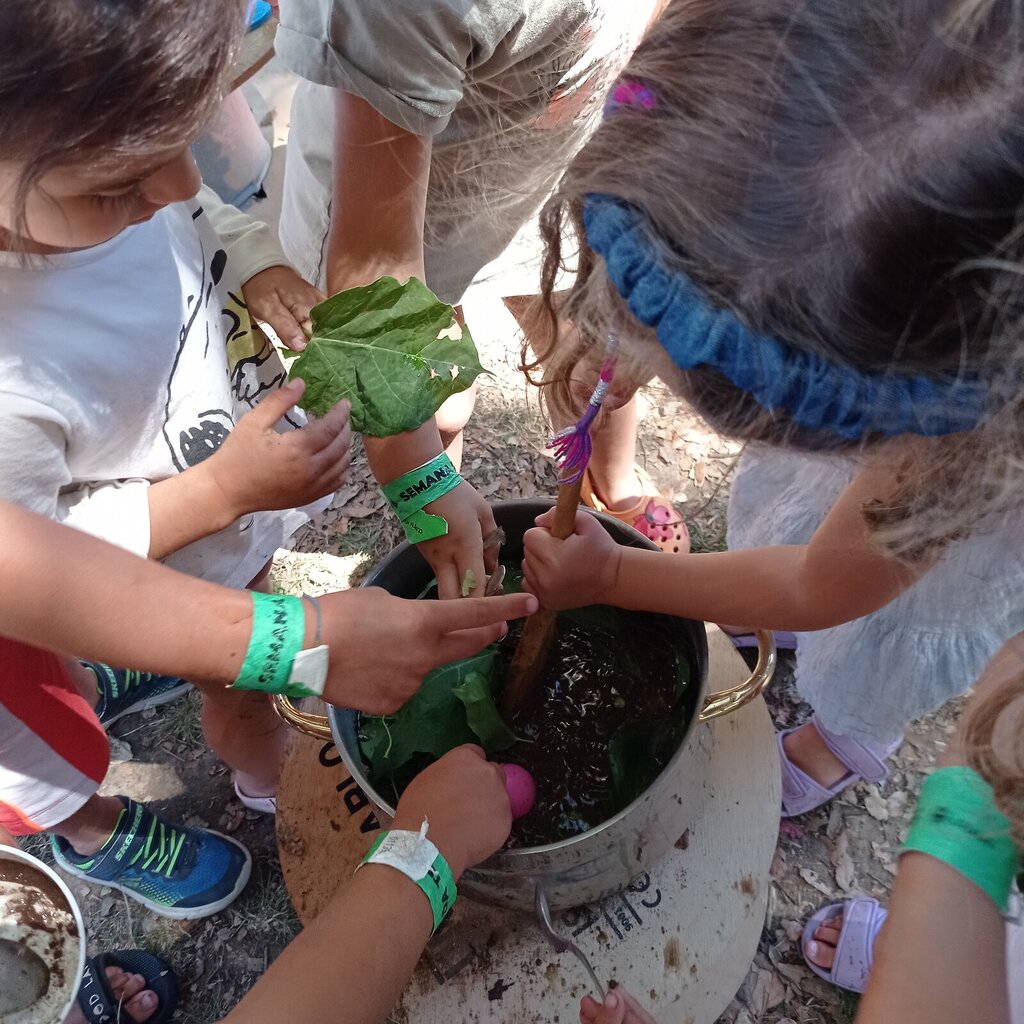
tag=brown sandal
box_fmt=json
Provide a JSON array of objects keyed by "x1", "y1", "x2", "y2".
[{"x1": 580, "y1": 465, "x2": 690, "y2": 554}]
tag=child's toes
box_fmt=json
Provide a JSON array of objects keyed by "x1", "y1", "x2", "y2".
[
  {"x1": 805, "y1": 937, "x2": 837, "y2": 970},
  {"x1": 123, "y1": 988, "x2": 160, "y2": 1022}
]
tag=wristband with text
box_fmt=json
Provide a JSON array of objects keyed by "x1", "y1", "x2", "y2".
[
  {"x1": 901, "y1": 765, "x2": 1018, "y2": 913},
  {"x1": 231, "y1": 592, "x2": 328, "y2": 699},
  {"x1": 359, "y1": 820, "x2": 457, "y2": 932},
  {"x1": 382, "y1": 453, "x2": 463, "y2": 544}
]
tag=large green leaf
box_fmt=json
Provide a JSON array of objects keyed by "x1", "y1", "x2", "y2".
[
  {"x1": 288, "y1": 276, "x2": 487, "y2": 436},
  {"x1": 453, "y1": 672, "x2": 518, "y2": 752}
]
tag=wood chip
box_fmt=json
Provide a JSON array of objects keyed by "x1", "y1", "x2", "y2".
[
  {"x1": 339, "y1": 502, "x2": 377, "y2": 519},
  {"x1": 830, "y1": 832, "x2": 856, "y2": 892},
  {"x1": 798, "y1": 868, "x2": 833, "y2": 897},
  {"x1": 863, "y1": 785, "x2": 891, "y2": 821}
]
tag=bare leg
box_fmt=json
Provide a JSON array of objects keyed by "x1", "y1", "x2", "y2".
[
  {"x1": 783, "y1": 722, "x2": 850, "y2": 789},
  {"x1": 503, "y1": 292, "x2": 645, "y2": 509},
  {"x1": 194, "y1": 561, "x2": 285, "y2": 799},
  {"x1": 585, "y1": 397, "x2": 644, "y2": 511},
  {"x1": 199, "y1": 686, "x2": 283, "y2": 797},
  {"x1": 63, "y1": 656, "x2": 99, "y2": 708},
  {"x1": 50, "y1": 793, "x2": 127, "y2": 856},
  {"x1": 434, "y1": 383, "x2": 477, "y2": 471}
]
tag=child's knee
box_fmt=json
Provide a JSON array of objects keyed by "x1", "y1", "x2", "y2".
[{"x1": 436, "y1": 384, "x2": 477, "y2": 441}]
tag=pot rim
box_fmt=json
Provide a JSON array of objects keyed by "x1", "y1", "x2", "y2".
[{"x1": 332, "y1": 498, "x2": 711, "y2": 860}]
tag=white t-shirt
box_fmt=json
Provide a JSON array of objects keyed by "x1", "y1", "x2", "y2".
[
  {"x1": 0, "y1": 189, "x2": 323, "y2": 589},
  {"x1": 276, "y1": 0, "x2": 656, "y2": 303}
]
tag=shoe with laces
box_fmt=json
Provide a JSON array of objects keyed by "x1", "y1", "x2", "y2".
[
  {"x1": 51, "y1": 798, "x2": 251, "y2": 919},
  {"x1": 85, "y1": 662, "x2": 191, "y2": 728}
]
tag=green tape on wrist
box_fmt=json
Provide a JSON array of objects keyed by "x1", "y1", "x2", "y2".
[
  {"x1": 360, "y1": 824, "x2": 457, "y2": 933},
  {"x1": 232, "y1": 593, "x2": 306, "y2": 696},
  {"x1": 901, "y1": 765, "x2": 1019, "y2": 913},
  {"x1": 382, "y1": 453, "x2": 463, "y2": 545}
]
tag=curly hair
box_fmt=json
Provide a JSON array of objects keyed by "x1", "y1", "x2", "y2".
[{"x1": 531, "y1": 0, "x2": 1024, "y2": 557}]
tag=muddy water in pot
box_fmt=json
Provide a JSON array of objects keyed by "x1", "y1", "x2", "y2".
[{"x1": 498, "y1": 611, "x2": 697, "y2": 848}]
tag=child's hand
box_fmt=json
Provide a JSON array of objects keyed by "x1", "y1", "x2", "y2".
[
  {"x1": 391, "y1": 744, "x2": 512, "y2": 879},
  {"x1": 418, "y1": 483, "x2": 500, "y2": 599},
  {"x1": 522, "y1": 509, "x2": 621, "y2": 609},
  {"x1": 580, "y1": 989, "x2": 659, "y2": 1024},
  {"x1": 318, "y1": 589, "x2": 537, "y2": 714},
  {"x1": 206, "y1": 380, "x2": 351, "y2": 517},
  {"x1": 242, "y1": 265, "x2": 325, "y2": 351}
]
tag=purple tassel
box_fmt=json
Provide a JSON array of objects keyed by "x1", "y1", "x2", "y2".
[{"x1": 548, "y1": 355, "x2": 617, "y2": 484}]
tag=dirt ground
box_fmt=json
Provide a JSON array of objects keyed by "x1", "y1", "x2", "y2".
[{"x1": 17, "y1": 312, "x2": 961, "y2": 1024}]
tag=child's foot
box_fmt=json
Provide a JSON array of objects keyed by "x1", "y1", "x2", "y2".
[
  {"x1": 778, "y1": 715, "x2": 898, "y2": 817},
  {"x1": 233, "y1": 776, "x2": 277, "y2": 815},
  {"x1": 802, "y1": 898, "x2": 888, "y2": 993},
  {"x1": 581, "y1": 465, "x2": 689, "y2": 554},
  {"x1": 69, "y1": 949, "x2": 178, "y2": 1024},
  {"x1": 85, "y1": 662, "x2": 191, "y2": 728},
  {"x1": 782, "y1": 722, "x2": 851, "y2": 790},
  {"x1": 51, "y1": 797, "x2": 250, "y2": 919}
]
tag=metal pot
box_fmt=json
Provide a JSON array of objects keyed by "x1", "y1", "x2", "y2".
[{"x1": 276, "y1": 499, "x2": 774, "y2": 911}]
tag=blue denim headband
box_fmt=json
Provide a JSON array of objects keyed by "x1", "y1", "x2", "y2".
[{"x1": 582, "y1": 194, "x2": 988, "y2": 439}]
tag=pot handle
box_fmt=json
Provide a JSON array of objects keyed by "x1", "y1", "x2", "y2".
[
  {"x1": 699, "y1": 629, "x2": 776, "y2": 722},
  {"x1": 272, "y1": 694, "x2": 333, "y2": 741}
]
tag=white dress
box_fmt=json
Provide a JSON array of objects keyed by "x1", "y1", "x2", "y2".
[{"x1": 727, "y1": 448, "x2": 1024, "y2": 745}]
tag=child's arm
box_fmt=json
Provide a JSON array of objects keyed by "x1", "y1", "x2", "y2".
[
  {"x1": 221, "y1": 745, "x2": 511, "y2": 1024},
  {"x1": 200, "y1": 185, "x2": 324, "y2": 352},
  {"x1": 855, "y1": 639, "x2": 1021, "y2": 1024},
  {"x1": 523, "y1": 461, "x2": 933, "y2": 631},
  {"x1": 0, "y1": 500, "x2": 536, "y2": 711},
  {"x1": 144, "y1": 379, "x2": 350, "y2": 560},
  {"x1": 323, "y1": 91, "x2": 497, "y2": 597}
]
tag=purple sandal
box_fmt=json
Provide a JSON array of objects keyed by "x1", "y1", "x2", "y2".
[
  {"x1": 779, "y1": 714, "x2": 898, "y2": 817},
  {"x1": 728, "y1": 630, "x2": 797, "y2": 651},
  {"x1": 802, "y1": 897, "x2": 888, "y2": 993}
]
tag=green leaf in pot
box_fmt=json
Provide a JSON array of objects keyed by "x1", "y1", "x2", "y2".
[
  {"x1": 607, "y1": 720, "x2": 685, "y2": 810},
  {"x1": 453, "y1": 672, "x2": 518, "y2": 751},
  {"x1": 360, "y1": 648, "x2": 500, "y2": 779},
  {"x1": 287, "y1": 276, "x2": 487, "y2": 435}
]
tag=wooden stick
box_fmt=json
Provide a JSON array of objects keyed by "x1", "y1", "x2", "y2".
[{"x1": 501, "y1": 480, "x2": 584, "y2": 719}]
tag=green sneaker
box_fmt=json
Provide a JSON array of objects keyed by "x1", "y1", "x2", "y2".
[
  {"x1": 84, "y1": 662, "x2": 191, "y2": 728},
  {"x1": 51, "y1": 798, "x2": 250, "y2": 919}
]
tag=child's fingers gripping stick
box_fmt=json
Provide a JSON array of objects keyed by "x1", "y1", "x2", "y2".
[{"x1": 523, "y1": 511, "x2": 618, "y2": 610}]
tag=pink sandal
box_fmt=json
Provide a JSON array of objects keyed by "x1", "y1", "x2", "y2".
[
  {"x1": 802, "y1": 897, "x2": 888, "y2": 993},
  {"x1": 580, "y1": 465, "x2": 690, "y2": 555},
  {"x1": 779, "y1": 714, "x2": 898, "y2": 817}
]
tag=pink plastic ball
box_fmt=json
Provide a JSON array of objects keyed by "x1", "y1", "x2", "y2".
[{"x1": 500, "y1": 763, "x2": 537, "y2": 820}]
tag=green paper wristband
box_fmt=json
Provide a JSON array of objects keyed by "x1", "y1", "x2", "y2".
[
  {"x1": 362, "y1": 829, "x2": 457, "y2": 933},
  {"x1": 901, "y1": 765, "x2": 1019, "y2": 913},
  {"x1": 382, "y1": 453, "x2": 463, "y2": 545},
  {"x1": 232, "y1": 593, "x2": 306, "y2": 695}
]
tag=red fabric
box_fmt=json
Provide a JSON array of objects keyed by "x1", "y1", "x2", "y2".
[{"x1": 0, "y1": 638, "x2": 108, "y2": 783}]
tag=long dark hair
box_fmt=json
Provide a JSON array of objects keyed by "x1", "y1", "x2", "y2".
[
  {"x1": 532, "y1": 0, "x2": 1024, "y2": 554},
  {"x1": 1, "y1": 0, "x2": 243, "y2": 242}
]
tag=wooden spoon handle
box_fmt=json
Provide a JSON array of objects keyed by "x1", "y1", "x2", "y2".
[{"x1": 500, "y1": 480, "x2": 584, "y2": 719}]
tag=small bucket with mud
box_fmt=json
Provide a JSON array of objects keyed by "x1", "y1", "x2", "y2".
[{"x1": 0, "y1": 845, "x2": 85, "y2": 1024}]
